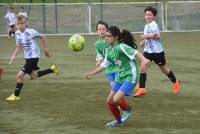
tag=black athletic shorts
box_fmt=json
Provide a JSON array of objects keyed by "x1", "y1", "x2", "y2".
[
  {"x1": 21, "y1": 58, "x2": 40, "y2": 74},
  {"x1": 143, "y1": 51, "x2": 166, "y2": 66},
  {"x1": 9, "y1": 25, "x2": 15, "y2": 28}
]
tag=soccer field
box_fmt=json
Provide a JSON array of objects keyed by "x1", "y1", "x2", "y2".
[{"x1": 0, "y1": 32, "x2": 200, "y2": 134}]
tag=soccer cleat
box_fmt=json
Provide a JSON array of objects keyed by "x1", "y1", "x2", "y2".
[
  {"x1": 134, "y1": 88, "x2": 146, "y2": 97},
  {"x1": 6, "y1": 94, "x2": 20, "y2": 101},
  {"x1": 173, "y1": 80, "x2": 181, "y2": 95},
  {"x1": 105, "y1": 120, "x2": 121, "y2": 127},
  {"x1": 50, "y1": 65, "x2": 58, "y2": 74},
  {"x1": 121, "y1": 107, "x2": 132, "y2": 123}
]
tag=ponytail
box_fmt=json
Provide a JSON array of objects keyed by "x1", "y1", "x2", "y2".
[{"x1": 120, "y1": 29, "x2": 137, "y2": 49}]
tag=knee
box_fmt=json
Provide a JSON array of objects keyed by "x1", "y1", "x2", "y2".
[
  {"x1": 107, "y1": 96, "x2": 114, "y2": 105},
  {"x1": 113, "y1": 96, "x2": 120, "y2": 104},
  {"x1": 17, "y1": 74, "x2": 24, "y2": 82}
]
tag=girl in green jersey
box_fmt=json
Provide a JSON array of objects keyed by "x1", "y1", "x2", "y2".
[{"x1": 85, "y1": 26, "x2": 150, "y2": 127}]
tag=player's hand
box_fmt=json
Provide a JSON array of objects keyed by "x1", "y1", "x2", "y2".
[
  {"x1": 9, "y1": 56, "x2": 16, "y2": 64},
  {"x1": 44, "y1": 50, "x2": 50, "y2": 57},
  {"x1": 140, "y1": 40, "x2": 145, "y2": 48},
  {"x1": 84, "y1": 72, "x2": 92, "y2": 79}
]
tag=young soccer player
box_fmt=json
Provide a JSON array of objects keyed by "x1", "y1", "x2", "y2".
[
  {"x1": 0, "y1": 66, "x2": 3, "y2": 80},
  {"x1": 4, "y1": 6, "x2": 16, "y2": 38},
  {"x1": 85, "y1": 26, "x2": 150, "y2": 127},
  {"x1": 18, "y1": 6, "x2": 28, "y2": 22},
  {"x1": 95, "y1": 20, "x2": 116, "y2": 87},
  {"x1": 134, "y1": 6, "x2": 181, "y2": 97},
  {"x1": 6, "y1": 15, "x2": 58, "y2": 101}
]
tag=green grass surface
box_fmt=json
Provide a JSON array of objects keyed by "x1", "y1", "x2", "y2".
[{"x1": 0, "y1": 32, "x2": 200, "y2": 134}]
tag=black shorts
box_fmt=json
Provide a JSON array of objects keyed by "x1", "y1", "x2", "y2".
[
  {"x1": 143, "y1": 51, "x2": 166, "y2": 66},
  {"x1": 21, "y1": 58, "x2": 40, "y2": 74},
  {"x1": 9, "y1": 25, "x2": 15, "y2": 28}
]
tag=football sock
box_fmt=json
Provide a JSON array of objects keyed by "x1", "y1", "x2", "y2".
[
  {"x1": 14, "y1": 82, "x2": 23, "y2": 96},
  {"x1": 118, "y1": 98, "x2": 129, "y2": 111},
  {"x1": 167, "y1": 70, "x2": 176, "y2": 83},
  {"x1": 9, "y1": 31, "x2": 12, "y2": 37},
  {"x1": 108, "y1": 102, "x2": 121, "y2": 122},
  {"x1": 139, "y1": 73, "x2": 146, "y2": 88},
  {"x1": 37, "y1": 68, "x2": 53, "y2": 77}
]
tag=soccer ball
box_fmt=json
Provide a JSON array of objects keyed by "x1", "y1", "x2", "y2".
[{"x1": 68, "y1": 34, "x2": 85, "y2": 51}]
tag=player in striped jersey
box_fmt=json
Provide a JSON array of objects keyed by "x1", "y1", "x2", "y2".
[{"x1": 6, "y1": 15, "x2": 58, "y2": 101}]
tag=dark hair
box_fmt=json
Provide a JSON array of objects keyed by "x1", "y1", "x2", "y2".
[
  {"x1": 96, "y1": 20, "x2": 108, "y2": 30},
  {"x1": 120, "y1": 29, "x2": 137, "y2": 49},
  {"x1": 20, "y1": 6, "x2": 25, "y2": 10},
  {"x1": 107, "y1": 26, "x2": 121, "y2": 41},
  {"x1": 9, "y1": 6, "x2": 14, "y2": 10},
  {"x1": 144, "y1": 6, "x2": 157, "y2": 16}
]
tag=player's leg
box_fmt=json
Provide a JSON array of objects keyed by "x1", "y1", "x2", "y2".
[
  {"x1": 105, "y1": 83, "x2": 122, "y2": 127},
  {"x1": 159, "y1": 65, "x2": 181, "y2": 95},
  {"x1": 117, "y1": 82, "x2": 135, "y2": 123},
  {"x1": 37, "y1": 65, "x2": 58, "y2": 77},
  {"x1": 6, "y1": 71, "x2": 25, "y2": 101},
  {"x1": 134, "y1": 52, "x2": 152, "y2": 97},
  {"x1": 155, "y1": 52, "x2": 181, "y2": 95}
]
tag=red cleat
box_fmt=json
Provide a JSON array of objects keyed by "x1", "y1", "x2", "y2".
[
  {"x1": 173, "y1": 80, "x2": 181, "y2": 95},
  {"x1": 134, "y1": 88, "x2": 146, "y2": 97}
]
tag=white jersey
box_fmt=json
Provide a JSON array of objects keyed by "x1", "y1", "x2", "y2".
[
  {"x1": 4, "y1": 12, "x2": 16, "y2": 26},
  {"x1": 15, "y1": 28, "x2": 41, "y2": 59},
  {"x1": 144, "y1": 21, "x2": 164, "y2": 53},
  {"x1": 18, "y1": 12, "x2": 28, "y2": 19}
]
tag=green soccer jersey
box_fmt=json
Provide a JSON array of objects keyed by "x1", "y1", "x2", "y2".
[
  {"x1": 101, "y1": 43, "x2": 139, "y2": 84},
  {"x1": 95, "y1": 39, "x2": 117, "y2": 74}
]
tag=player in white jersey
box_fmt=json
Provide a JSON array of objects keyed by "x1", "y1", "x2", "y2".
[
  {"x1": 134, "y1": 6, "x2": 181, "y2": 97},
  {"x1": 18, "y1": 6, "x2": 28, "y2": 24},
  {"x1": 4, "y1": 6, "x2": 16, "y2": 38},
  {"x1": 6, "y1": 15, "x2": 58, "y2": 101}
]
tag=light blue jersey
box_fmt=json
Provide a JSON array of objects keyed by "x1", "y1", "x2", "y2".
[
  {"x1": 15, "y1": 29, "x2": 41, "y2": 59},
  {"x1": 144, "y1": 21, "x2": 164, "y2": 53}
]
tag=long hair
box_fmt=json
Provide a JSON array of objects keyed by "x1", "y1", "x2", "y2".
[
  {"x1": 120, "y1": 29, "x2": 137, "y2": 49},
  {"x1": 107, "y1": 26, "x2": 121, "y2": 41}
]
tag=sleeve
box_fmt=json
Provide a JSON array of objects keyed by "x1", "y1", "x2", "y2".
[
  {"x1": 31, "y1": 29, "x2": 41, "y2": 39},
  {"x1": 96, "y1": 49, "x2": 103, "y2": 61},
  {"x1": 100, "y1": 48, "x2": 112, "y2": 68},
  {"x1": 119, "y1": 44, "x2": 137, "y2": 60},
  {"x1": 15, "y1": 34, "x2": 22, "y2": 46},
  {"x1": 151, "y1": 22, "x2": 160, "y2": 35}
]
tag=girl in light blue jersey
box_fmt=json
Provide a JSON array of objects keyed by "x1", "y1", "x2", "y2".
[
  {"x1": 134, "y1": 6, "x2": 181, "y2": 97},
  {"x1": 6, "y1": 15, "x2": 58, "y2": 101}
]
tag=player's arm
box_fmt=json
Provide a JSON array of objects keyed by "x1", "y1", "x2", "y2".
[
  {"x1": 135, "y1": 51, "x2": 150, "y2": 72},
  {"x1": 40, "y1": 34, "x2": 50, "y2": 57},
  {"x1": 85, "y1": 54, "x2": 111, "y2": 79},
  {"x1": 9, "y1": 45, "x2": 23, "y2": 64},
  {"x1": 141, "y1": 33, "x2": 160, "y2": 40},
  {"x1": 84, "y1": 65, "x2": 105, "y2": 79}
]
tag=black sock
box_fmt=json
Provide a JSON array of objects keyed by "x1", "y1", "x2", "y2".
[
  {"x1": 139, "y1": 73, "x2": 146, "y2": 88},
  {"x1": 12, "y1": 31, "x2": 15, "y2": 36},
  {"x1": 14, "y1": 82, "x2": 23, "y2": 96},
  {"x1": 9, "y1": 31, "x2": 12, "y2": 37},
  {"x1": 167, "y1": 70, "x2": 177, "y2": 83},
  {"x1": 37, "y1": 68, "x2": 53, "y2": 77}
]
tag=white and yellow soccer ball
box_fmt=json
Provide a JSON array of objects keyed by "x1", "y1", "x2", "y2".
[{"x1": 68, "y1": 34, "x2": 85, "y2": 51}]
